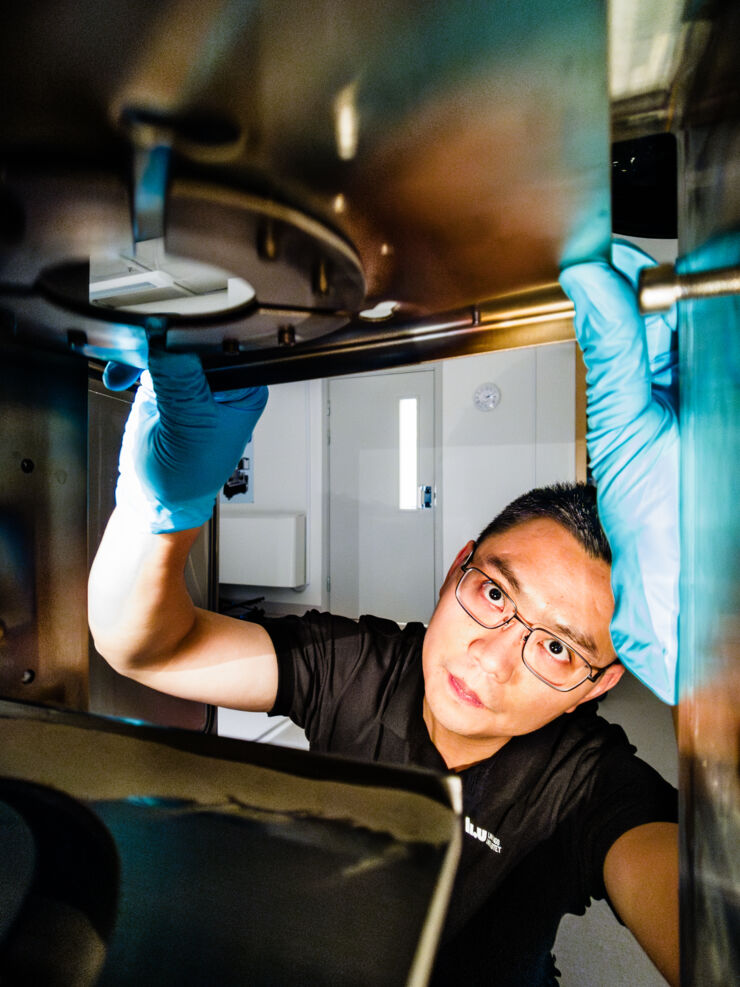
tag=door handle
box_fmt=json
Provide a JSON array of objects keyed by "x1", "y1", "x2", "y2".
[{"x1": 418, "y1": 485, "x2": 434, "y2": 510}]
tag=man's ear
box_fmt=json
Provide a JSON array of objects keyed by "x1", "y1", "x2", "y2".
[
  {"x1": 439, "y1": 541, "x2": 475, "y2": 597},
  {"x1": 566, "y1": 661, "x2": 625, "y2": 713}
]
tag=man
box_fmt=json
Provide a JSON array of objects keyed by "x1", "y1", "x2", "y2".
[{"x1": 89, "y1": 243, "x2": 680, "y2": 985}]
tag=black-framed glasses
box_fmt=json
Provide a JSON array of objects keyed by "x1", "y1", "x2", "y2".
[{"x1": 455, "y1": 553, "x2": 619, "y2": 692}]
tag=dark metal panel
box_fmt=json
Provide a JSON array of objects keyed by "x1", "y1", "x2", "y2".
[
  {"x1": 0, "y1": 700, "x2": 461, "y2": 987},
  {"x1": 0, "y1": 344, "x2": 88, "y2": 708}
]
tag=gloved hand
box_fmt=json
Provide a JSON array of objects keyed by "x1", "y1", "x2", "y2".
[
  {"x1": 114, "y1": 348, "x2": 268, "y2": 533},
  {"x1": 559, "y1": 240, "x2": 679, "y2": 704}
]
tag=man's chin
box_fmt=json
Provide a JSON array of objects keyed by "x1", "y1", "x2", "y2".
[{"x1": 428, "y1": 694, "x2": 501, "y2": 738}]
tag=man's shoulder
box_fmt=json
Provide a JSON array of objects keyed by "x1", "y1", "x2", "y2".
[
  {"x1": 261, "y1": 609, "x2": 427, "y2": 705},
  {"x1": 562, "y1": 699, "x2": 632, "y2": 747},
  {"x1": 544, "y1": 702, "x2": 677, "y2": 824},
  {"x1": 357, "y1": 613, "x2": 428, "y2": 644},
  {"x1": 262, "y1": 609, "x2": 428, "y2": 758},
  {"x1": 517, "y1": 699, "x2": 635, "y2": 770},
  {"x1": 480, "y1": 700, "x2": 665, "y2": 825},
  {"x1": 261, "y1": 609, "x2": 426, "y2": 651}
]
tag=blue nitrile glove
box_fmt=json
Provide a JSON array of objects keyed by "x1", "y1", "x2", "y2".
[
  {"x1": 115, "y1": 349, "x2": 268, "y2": 533},
  {"x1": 559, "y1": 240, "x2": 679, "y2": 704}
]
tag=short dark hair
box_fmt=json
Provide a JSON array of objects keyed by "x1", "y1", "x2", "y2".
[{"x1": 476, "y1": 482, "x2": 611, "y2": 565}]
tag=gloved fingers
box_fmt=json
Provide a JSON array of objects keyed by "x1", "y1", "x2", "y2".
[
  {"x1": 102, "y1": 361, "x2": 143, "y2": 391},
  {"x1": 213, "y1": 385, "x2": 269, "y2": 414},
  {"x1": 145, "y1": 348, "x2": 217, "y2": 427},
  {"x1": 611, "y1": 239, "x2": 678, "y2": 388},
  {"x1": 146, "y1": 348, "x2": 210, "y2": 396},
  {"x1": 106, "y1": 354, "x2": 270, "y2": 428},
  {"x1": 560, "y1": 260, "x2": 653, "y2": 430},
  {"x1": 610, "y1": 239, "x2": 656, "y2": 289},
  {"x1": 146, "y1": 349, "x2": 269, "y2": 426}
]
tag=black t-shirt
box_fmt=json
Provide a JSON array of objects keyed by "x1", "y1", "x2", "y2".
[{"x1": 264, "y1": 610, "x2": 677, "y2": 986}]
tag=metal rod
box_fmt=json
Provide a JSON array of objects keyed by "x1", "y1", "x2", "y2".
[
  {"x1": 638, "y1": 263, "x2": 740, "y2": 314},
  {"x1": 202, "y1": 286, "x2": 576, "y2": 388}
]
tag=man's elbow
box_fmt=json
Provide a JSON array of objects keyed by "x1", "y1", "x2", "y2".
[{"x1": 89, "y1": 628, "x2": 160, "y2": 682}]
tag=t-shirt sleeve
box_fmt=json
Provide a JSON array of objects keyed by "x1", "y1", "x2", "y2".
[
  {"x1": 571, "y1": 742, "x2": 678, "y2": 907},
  {"x1": 259, "y1": 610, "x2": 420, "y2": 752}
]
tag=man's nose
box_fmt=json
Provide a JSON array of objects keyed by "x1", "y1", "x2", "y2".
[{"x1": 468, "y1": 620, "x2": 524, "y2": 681}]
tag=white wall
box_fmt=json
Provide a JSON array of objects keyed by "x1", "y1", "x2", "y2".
[
  {"x1": 219, "y1": 343, "x2": 577, "y2": 613},
  {"x1": 439, "y1": 342, "x2": 576, "y2": 569},
  {"x1": 218, "y1": 377, "x2": 326, "y2": 612}
]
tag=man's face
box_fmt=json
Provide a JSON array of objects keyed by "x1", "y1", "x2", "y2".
[{"x1": 422, "y1": 518, "x2": 622, "y2": 764}]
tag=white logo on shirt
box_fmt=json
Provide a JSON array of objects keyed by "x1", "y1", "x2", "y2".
[{"x1": 465, "y1": 815, "x2": 503, "y2": 853}]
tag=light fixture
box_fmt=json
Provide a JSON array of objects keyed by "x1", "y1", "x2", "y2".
[
  {"x1": 359, "y1": 300, "x2": 398, "y2": 321},
  {"x1": 333, "y1": 82, "x2": 360, "y2": 161}
]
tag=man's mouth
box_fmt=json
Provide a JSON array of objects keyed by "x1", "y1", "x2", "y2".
[{"x1": 448, "y1": 673, "x2": 485, "y2": 708}]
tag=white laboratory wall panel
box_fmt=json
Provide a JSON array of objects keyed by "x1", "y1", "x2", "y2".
[
  {"x1": 219, "y1": 377, "x2": 326, "y2": 610},
  {"x1": 535, "y1": 341, "x2": 576, "y2": 487},
  {"x1": 440, "y1": 343, "x2": 576, "y2": 572},
  {"x1": 440, "y1": 348, "x2": 537, "y2": 569}
]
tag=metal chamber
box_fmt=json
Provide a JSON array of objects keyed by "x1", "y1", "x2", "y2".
[{"x1": 1, "y1": 0, "x2": 611, "y2": 372}]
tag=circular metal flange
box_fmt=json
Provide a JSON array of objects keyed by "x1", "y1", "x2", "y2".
[
  {"x1": 165, "y1": 178, "x2": 366, "y2": 314},
  {"x1": 4, "y1": 167, "x2": 366, "y2": 361}
]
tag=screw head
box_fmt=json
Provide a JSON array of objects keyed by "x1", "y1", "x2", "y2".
[{"x1": 278, "y1": 325, "x2": 296, "y2": 346}]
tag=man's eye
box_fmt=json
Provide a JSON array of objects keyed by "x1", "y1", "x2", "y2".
[
  {"x1": 543, "y1": 638, "x2": 573, "y2": 664},
  {"x1": 483, "y1": 582, "x2": 506, "y2": 610}
]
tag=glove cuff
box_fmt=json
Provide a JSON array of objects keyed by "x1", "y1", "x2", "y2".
[{"x1": 115, "y1": 471, "x2": 217, "y2": 533}]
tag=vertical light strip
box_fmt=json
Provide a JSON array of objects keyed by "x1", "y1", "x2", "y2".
[{"x1": 399, "y1": 397, "x2": 418, "y2": 510}]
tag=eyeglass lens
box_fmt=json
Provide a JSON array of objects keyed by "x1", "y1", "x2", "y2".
[
  {"x1": 457, "y1": 568, "x2": 591, "y2": 689},
  {"x1": 521, "y1": 629, "x2": 589, "y2": 688}
]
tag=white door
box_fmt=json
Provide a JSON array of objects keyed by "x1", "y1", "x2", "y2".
[{"x1": 328, "y1": 369, "x2": 437, "y2": 623}]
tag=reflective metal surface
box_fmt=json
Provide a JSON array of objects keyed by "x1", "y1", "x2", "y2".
[
  {"x1": 678, "y1": 239, "x2": 740, "y2": 987},
  {"x1": 0, "y1": 699, "x2": 461, "y2": 987},
  {"x1": 0, "y1": 777, "x2": 117, "y2": 986},
  {"x1": 1, "y1": 0, "x2": 610, "y2": 370},
  {"x1": 0, "y1": 344, "x2": 88, "y2": 709},
  {"x1": 202, "y1": 282, "x2": 577, "y2": 387},
  {"x1": 638, "y1": 262, "x2": 740, "y2": 314},
  {"x1": 676, "y1": 3, "x2": 740, "y2": 982}
]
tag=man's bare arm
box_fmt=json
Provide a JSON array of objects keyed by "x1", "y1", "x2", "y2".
[
  {"x1": 604, "y1": 821, "x2": 679, "y2": 986},
  {"x1": 89, "y1": 506, "x2": 279, "y2": 711},
  {"x1": 89, "y1": 351, "x2": 274, "y2": 710}
]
